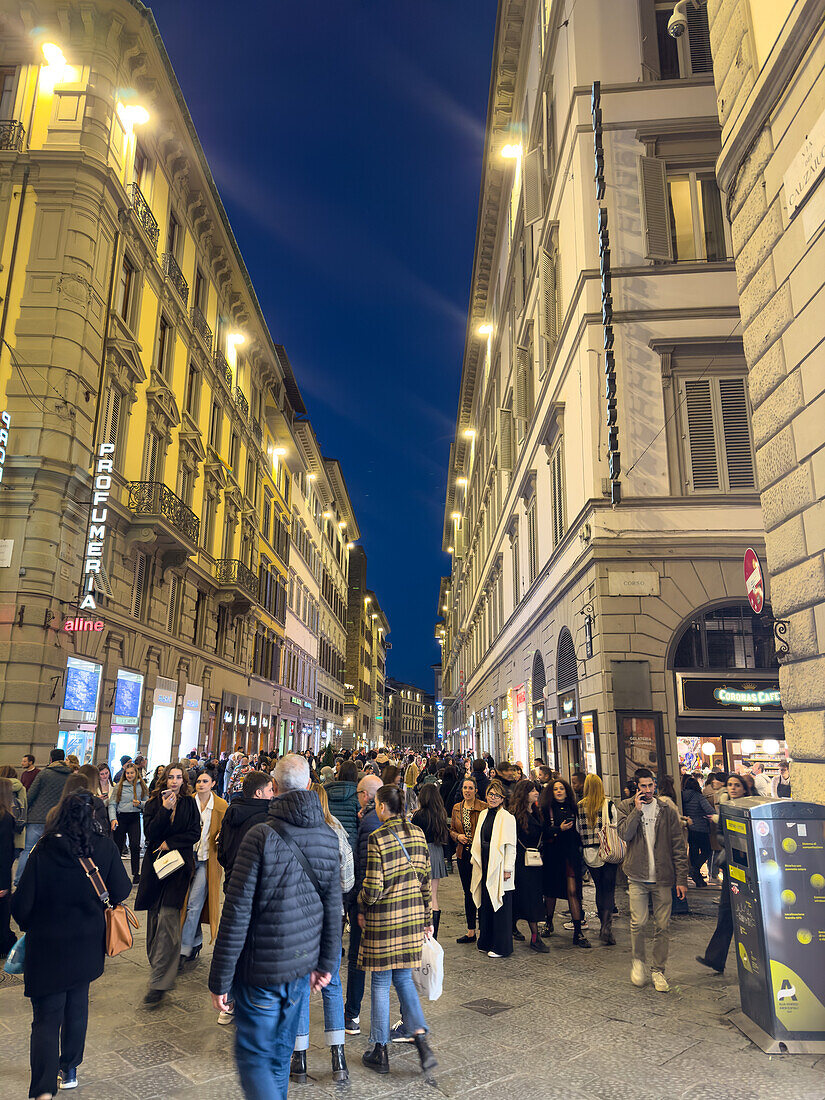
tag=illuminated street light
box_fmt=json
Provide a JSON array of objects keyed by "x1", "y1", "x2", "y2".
[
  {"x1": 40, "y1": 43, "x2": 77, "y2": 93},
  {"x1": 501, "y1": 144, "x2": 523, "y2": 159},
  {"x1": 228, "y1": 333, "x2": 245, "y2": 347},
  {"x1": 478, "y1": 324, "x2": 493, "y2": 335},
  {"x1": 273, "y1": 447, "x2": 287, "y2": 457},
  {"x1": 451, "y1": 512, "x2": 461, "y2": 521},
  {"x1": 117, "y1": 102, "x2": 150, "y2": 131},
  {"x1": 463, "y1": 428, "x2": 475, "y2": 438}
]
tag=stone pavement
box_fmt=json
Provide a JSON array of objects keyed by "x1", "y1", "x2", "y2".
[{"x1": 1, "y1": 868, "x2": 824, "y2": 1100}]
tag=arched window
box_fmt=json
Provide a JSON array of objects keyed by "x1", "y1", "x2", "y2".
[
  {"x1": 557, "y1": 628, "x2": 577, "y2": 690},
  {"x1": 532, "y1": 651, "x2": 546, "y2": 700},
  {"x1": 672, "y1": 603, "x2": 777, "y2": 670}
]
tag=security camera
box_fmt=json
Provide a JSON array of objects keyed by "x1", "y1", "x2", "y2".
[{"x1": 668, "y1": 0, "x2": 689, "y2": 37}]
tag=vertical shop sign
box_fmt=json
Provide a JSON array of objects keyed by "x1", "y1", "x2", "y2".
[{"x1": 80, "y1": 442, "x2": 115, "y2": 611}]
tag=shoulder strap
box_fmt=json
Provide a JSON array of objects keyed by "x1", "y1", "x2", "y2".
[
  {"x1": 267, "y1": 818, "x2": 322, "y2": 900},
  {"x1": 386, "y1": 825, "x2": 422, "y2": 879},
  {"x1": 79, "y1": 856, "x2": 112, "y2": 908}
]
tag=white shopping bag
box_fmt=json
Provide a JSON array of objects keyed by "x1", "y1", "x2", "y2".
[{"x1": 412, "y1": 935, "x2": 444, "y2": 1001}]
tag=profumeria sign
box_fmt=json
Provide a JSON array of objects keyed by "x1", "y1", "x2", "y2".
[
  {"x1": 0, "y1": 410, "x2": 10, "y2": 483},
  {"x1": 80, "y1": 442, "x2": 115, "y2": 611}
]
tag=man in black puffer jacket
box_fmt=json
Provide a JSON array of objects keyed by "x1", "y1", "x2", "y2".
[
  {"x1": 216, "y1": 769, "x2": 274, "y2": 888},
  {"x1": 208, "y1": 754, "x2": 341, "y2": 1098}
]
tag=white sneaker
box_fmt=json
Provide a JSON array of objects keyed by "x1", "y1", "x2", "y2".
[
  {"x1": 631, "y1": 959, "x2": 649, "y2": 987},
  {"x1": 651, "y1": 970, "x2": 670, "y2": 992},
  {"x1": 217, "y1": 1005, "x2": 235, "y2": 1025},
  {"x1": 487, "y1": 951, "x2": 505, "y2": 958}
]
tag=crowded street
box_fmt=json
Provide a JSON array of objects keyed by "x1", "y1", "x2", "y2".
[{"x1": 3, "y1": 851, "x2": 823, "y2": 1100}]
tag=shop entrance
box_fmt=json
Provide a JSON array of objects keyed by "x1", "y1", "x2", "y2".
[{"x1": 671, "y1": 602, "x2": 785, "y2": 781}]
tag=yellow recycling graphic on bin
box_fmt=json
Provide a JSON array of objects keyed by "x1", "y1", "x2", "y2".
[{"x1": 771, "y1": 961, "x2": 825, "y2": 1031}]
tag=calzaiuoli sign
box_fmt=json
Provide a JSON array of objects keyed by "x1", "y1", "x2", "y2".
[{"x1": 79, "y1": 442, "x2": 115, "y2": 612}]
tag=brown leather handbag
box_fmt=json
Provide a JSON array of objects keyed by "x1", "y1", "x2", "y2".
[{"x1": 79, "y1": 857, "x2": 140, "y2": 957}]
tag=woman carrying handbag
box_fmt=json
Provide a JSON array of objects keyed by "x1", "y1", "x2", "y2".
[
  {"x1": 509, "y1": 780, "x2": 548, "y2": 952},
  {"x1": 577, "y1": 774, "x2": 619, "y2": 945},
  {"x1": 134, "y1": 763, "x2": 200, "y2": 1006},
  {"x1": 12, "y1": 790, "x2": 130, "y2": 1098}
]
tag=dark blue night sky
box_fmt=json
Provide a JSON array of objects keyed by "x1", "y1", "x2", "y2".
[{"x1": 152, "y1": 0, "x2": 497, "y2": 691}]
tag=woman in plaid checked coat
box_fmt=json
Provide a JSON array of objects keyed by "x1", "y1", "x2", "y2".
[{"x1": 357, "y1": 784, "x2": 438, "y2": 1077}]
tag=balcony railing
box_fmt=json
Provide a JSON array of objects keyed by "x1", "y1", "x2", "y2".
[
  {"x1": 161, "y1": 251, "x2": 189, "y2": 306},
  {"x1": 214, "y1": 349, "x2": 232, "y2": 389},
  {"x1": 127, "y1": 182, "x2": 159, "y2": 249},
  {"x1": 251, "y1": 419, "x2": 262, "y2": 446},
  {"x1": 234, "y1": 385, "x2": 249, "y2": 419},
  {"x1": 191, "y1": 305, "x2": 212, "y2": 351},
  {"x1": 128, "y1": 481, "x2": 200, "y2": 544},
  {"x1": 214, "y1": 558, "x2": 259, "y2": 599},
  {"x1": 0, "y1": 120, "x2": 25, "y2": 152}
]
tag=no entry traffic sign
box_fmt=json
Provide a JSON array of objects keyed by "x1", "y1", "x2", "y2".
[{"x1": 744, "y1": 547, "x2": 764, "y2": 614}]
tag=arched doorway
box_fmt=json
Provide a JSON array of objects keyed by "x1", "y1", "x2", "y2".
[
  {"x1": 530, "y1": 651, "x2": 551, "y2": 768},
  {"x1": 670, "y1": 602, "x2": 783, "y2": 779},
  {"x1": 556, "y1": 627, "x2": 583, "y2": 780}
]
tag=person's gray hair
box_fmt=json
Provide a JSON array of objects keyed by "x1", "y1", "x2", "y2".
[{"x1": 273, "y1": 754, "x2": 310, "y2": 794}]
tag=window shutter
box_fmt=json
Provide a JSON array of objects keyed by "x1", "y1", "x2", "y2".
[
  {"x1": 102, "y1": 386, "x2": 121, "y2": 450},
  {"x1": 687, "y1": 4, "x2": 713, "y2": 74},
  {"x1": 97, "y1": 555, "x2": 114, "y2": 598},
  {"x1": 541, "y1": 247, "x2": 559, "y2": 347},
  {"x1": 542, "y1": 89, "x2": 554, "y2": 177},
  {"x1": 498, "y1": 408, "x2": 514, "y2": 471},
  {"x1": 166, "y1": 573, "x2": 180, "y2": 634},
  {"x1": 130, "y1": 551, "x2": 147, "y2": 619},
  {"x1": 523, "y1": 146, "x2": 544, "y2": 225},
  {"x1": 551, "y1": 443, "x2": 565, "y2": 547},
  {"x1": 514, "y1": 345, "x2": 532, "y2": 421},
  {"x1": 718, "y1": 377, "x2": 755, "y2": 489},
  {"x1": 683, "y1": 378, "x2": 720, "y2": 490},
  {"x1": 638, "y1": 156, "x2": 673, "y2": 261},
  {"x1": 515, "y1": 243, "x2": 525, "y2": 313}
]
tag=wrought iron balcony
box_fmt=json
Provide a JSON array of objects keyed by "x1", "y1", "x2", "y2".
[
  {"x1": 0, "y1": 120, "x2": 25, "y2": 152},
  {"x1": 161, "y1": 251, "x2": 189, "y2": 306},
  {"x1": 214, "y1": 349, "x2": 232, "y2": 389},
  {"x1": 191, "y1": 305, "x2": 212, "y2": 351},
  {"x1": 215, "y1": 558, "x2": 259, "y2": 599},
  {"x1": 234, "y1": 385, "x2": 249, "y2": 419},
  {"x1": 127, "y1": 182, "x2": 159, "y2": 249},
  {"x1": 251, "y1": 419, "x2": 262, "y2": 446},
  {"x1": 128, "y1": 481, "x2": 200, "y2": 545}
]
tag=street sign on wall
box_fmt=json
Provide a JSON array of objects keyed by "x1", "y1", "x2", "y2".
[{"x1": 744, "y1": 547, "x2": 764, "y2": 614}]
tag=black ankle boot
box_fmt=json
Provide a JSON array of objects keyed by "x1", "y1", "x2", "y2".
[
  {"x1": 362, "y1": 1043, "x2": 389, "y2": 1074},
  {"x1": 432, "y1": 910, "x2": 441, "y2": 940},
  {"x1": 289, "y1": 1051, "x2": 307, "y2": 1083},
  {"x1": 413, "y1": 1033, "x2": 438, "y2": 1073},
  {"x1": 331, "y1": 1044, "x2": 348, "y2": 1083},
  {"x1": 573, "y1": 921, "x2": 592, "y2": 948}
]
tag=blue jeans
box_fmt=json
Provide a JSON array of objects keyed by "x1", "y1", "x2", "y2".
[
  {"x1": 234, "y1": 977, "x2": 309, "y2": 1100},
  {"x1": 15, "y1": 822, "x2": 44, "y2": 886},
  {"x1": 368, "y1": 968, "x2": 427, "y2": 1046},
  {"x1": 294, "y1": 962, "x2": 345, "y2": 1050},
  {"x1": 181, "y1": 859, "x2": 208, "y2": 955}
]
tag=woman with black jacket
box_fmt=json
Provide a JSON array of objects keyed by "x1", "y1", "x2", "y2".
[
  {"x1": 135, "y1": 763, "x2": 200, "y2": 1006},
  {"x1": 681, "y1": 776, "x2": 715, "y2": 887},
  {"x1": 509, "y1": 780, "x2": 548, "y2": 952},
  {"x1": 539, "y1": 778, "x2": 590, "y2": 947},
  {"x1": 12, "y1": 790, "x2": 130, "y2": 1098},
  {"x1": 411, "y1": 784, "x2": 450, "y2": 940}
]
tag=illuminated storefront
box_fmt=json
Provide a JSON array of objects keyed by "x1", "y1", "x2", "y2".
[
  {"x1": 58, "y1": 654, "x2": 103, "y2": 764},
  {"x1": 107, "y1": 668, "x2": 144, "y2": 773}
]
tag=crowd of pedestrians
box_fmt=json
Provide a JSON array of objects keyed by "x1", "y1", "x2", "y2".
[{"x1": 0, "y1": 741, "x2": 790, "y2": 1099}]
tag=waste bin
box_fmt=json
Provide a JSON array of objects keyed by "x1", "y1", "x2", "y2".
[{"x1": 722, "y1": 797, "x2": 825, "y2": 1053}]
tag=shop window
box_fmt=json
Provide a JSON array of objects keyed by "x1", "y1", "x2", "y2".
[
  {"x1": 673, "y1": 603, "x2": 777, "y2": 669},
  {"x1": 679, "y1": 375, "x2": 755, "y2": 492}
]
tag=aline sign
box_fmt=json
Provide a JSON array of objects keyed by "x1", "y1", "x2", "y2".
[{"x1": 80, "y1": 442, "x2": 115, "y2": 612}]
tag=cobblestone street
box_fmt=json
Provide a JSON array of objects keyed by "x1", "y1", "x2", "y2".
[{"x1": 2, "y1": 869, "x2": 823, "y2": 1100}]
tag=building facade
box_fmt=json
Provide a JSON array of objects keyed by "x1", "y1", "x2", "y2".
[
  {"x1": 437, "y1": 0, "x2": 782, "y2": 795},
  {"x1": 343, "y1": 546, "x2": 389, "y2": 749},
  {"x1": 385, "y1": 677, "x2": 425, "y2": 752},
  {"x1": 0, "y1": 1, "x2": 369, "y2": 770},
  {"x1": 704, "y1": 0, "x2": 825, "y2": 803}
]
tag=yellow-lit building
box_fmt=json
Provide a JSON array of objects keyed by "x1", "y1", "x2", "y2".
[{"x1": 0, "y1": 2, "x2": 360, "y2": 769}]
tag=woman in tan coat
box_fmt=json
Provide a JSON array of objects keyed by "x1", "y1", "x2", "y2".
[
  {"x1": 470, "y1": 780, "x2": 517, "y2": 958},
  {"x1": 449, "y1": 775, "x2": 487, "y2": 944},
  {"x1": 180, "y1": 771, "x2": 227, "y2": 964}
]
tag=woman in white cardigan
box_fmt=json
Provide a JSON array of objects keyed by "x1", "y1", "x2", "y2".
[{"x1": 470, "y1": 780, "x2": 517, "y2": 958}]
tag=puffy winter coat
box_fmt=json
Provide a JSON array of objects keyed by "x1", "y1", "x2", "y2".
[
  {"x1": 208, "y1": 789, "x2": 342, "y2": 995},
  {"x1": 216, "y1": 795, "x2": 271, "y2": 881},
  {"x1": 25, "y1": 763, "x2": 72, "y2": 823},
  {"x1": 354, "y1": 801, "x2": 381, "y2": 896},
  {"x1": 324, "y1": 780, "x2": 358, "y2": 847}
]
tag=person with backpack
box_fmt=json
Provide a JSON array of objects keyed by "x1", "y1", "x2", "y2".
[
  {"x1": 0, "y1": 765, "x2": 26, "y2": 876},
  {"x1": 15, "y1": 749, "x2": 72, "y2": 885},
  {"x1": 577, "y1": 774, "x2": 619, "y2": 945}
]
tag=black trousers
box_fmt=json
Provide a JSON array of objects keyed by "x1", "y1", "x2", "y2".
[
  {"x1": 344, "y1": 899, "x2": 366, "y2": 1019},
  {"x1": 704, "y1": 871, "x2": 734, "y2": 970},
  {"x1": 589, "y1": 862, "x2": 618, "y2": 930},
  {"x1": 456, "y1": 851, "x2": 477, "y2": 930},
  {"x1": 478, "y1": 888, "x2": 512, "y2": 957},
  {"x1": 0, "y1": 890, "x2": 16, "y2": 954},
  {"x1": 688, "y1": 832, "x2": 712, "y2": 882},
  {"x1": 112, "y1": 812, "x2": 142, "y2": 878},
  {"x1": 29, "y1": 981, "x2": 89, "y2": 1098}
]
